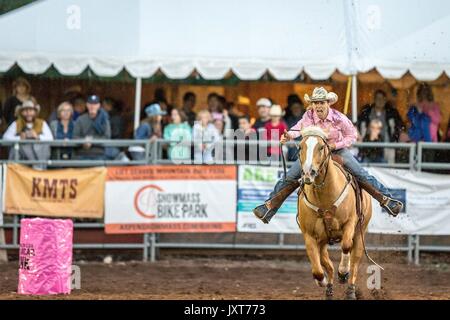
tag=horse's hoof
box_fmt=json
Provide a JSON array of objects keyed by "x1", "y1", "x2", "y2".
[
  {"x1": 325, "y1": 283, "x2": 333, "y2": 300},
  {"x1": 338, "y1": 271, "x2": 349, "y2": 284},
  {"x1": 345, "y1": 284, "x2": 357, "y2": 300},
  {"x1": 314, "y1": 276, "x2": 327, "y2": 287}
]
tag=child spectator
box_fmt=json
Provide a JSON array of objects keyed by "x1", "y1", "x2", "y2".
[
  {"x1": 163, "y1": 109, "x2": 192, "y2": 161},
  {"x1": 192, "y1": 110, "x2": 220, "y2": 163},
  {"x1": 264, "y1": 104, "x2": 288, "y2": 158},
  {"x1": 359, "y1": 119, "x2": 385, "y2": 163}
]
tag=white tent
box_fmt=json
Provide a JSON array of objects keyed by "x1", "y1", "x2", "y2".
[
  {"x1": 0, "y1": 0, "x2": 351, "y2": 80},
  {"x1": 1, "y1": 0, "x2": 450, "y2": 123}
]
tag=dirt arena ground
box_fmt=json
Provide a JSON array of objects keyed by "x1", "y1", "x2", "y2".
[{"x1": 0, "y1": 252, "x2": 449, "y2": 300}]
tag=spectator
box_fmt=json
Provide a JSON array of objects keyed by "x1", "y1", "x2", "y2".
[
  {"x1": 218, "y1": 95, "x2": 238, "y2": 130},
  {"x1": 227, "y1": 101, "x2": 244, "y2": 130},
  {"x1": 192, "y1": 110, "x2": 220, "y2": 163},
  {"x1": 283, "y1": 94, "x2": 305, "y2": 161},
  {"x1": 103, "y1": 97, "x2": 124, "y2": 139},
  {"x1": 212, "y1": 96, "x2": 238, "y2": 130},
  {"x1": 71, "y1": 95, "x2": 87, "y2": 121},
  {"x1": 358, "y1": 90, "x2": 403, "y2": 141},
  {"x1": 102, "y1": 97, "x2": 126, "y2": 160},
  {"x1": 130, "y1": 103, "x2": 166, "y2": 160},
  {"x1": 238, "y1": 115, "x2": 255, "y2": 136},
  {"x1": 252, "y1": 98, "x2": 272, "y2": 131},
  {"x1": 50, "y1": 101, "x2": 74, "y2": 160},
  {"x1": 441, "y1": 118, "x2": 450, "y2": 164},
  {"x1": 207, "y1": 92, "x2": 221, "y2": 114},
  {"x1": 3, "y1": 100, "x2": 53, "y2": 167},
  {"x1": 153, "y1": 87, "x2": 169, "y2": 112},
  {"x1": 445, "y1": 117, "x2": 450, "y2": 143},
  {"x1": 358, "y1": 89, "x2": 403, "y2": 163},
  {"x1": 212, "y1": 108, "x2": 234, "y2": 162},
  {"x1": 2, "y1": 77, "x2": 36, "y2": 127},
  {"x1": 163, "y1": 108, "x2": 192, "y2": 161},
  {"x1": 182, "y1": 92, "x2": 197, "y2": 126},
  {"x1": 264, "y1": 104, "x2": 288, "y2": 158},
  {"x1": 407, "y1": 105, "x2": 431, "y2": 142},
  {"x1": 234, "y1": 115, "x2": 256, "y2": 162},
  {"x1": 73, "y1": 94, "x2": 111, "y2": 160},
  {"x1": 284, "y1": 94, "x2": 305, "y2": 128},
  {"x1": 212, "y1": 109, "x2": 233, "y2": 138},
  {"x1": 359, "y1": 119, "x2": 385, "y2": 163},
  {"x1": 412, "y1": 83, "x2": 441, "y2": 142}
]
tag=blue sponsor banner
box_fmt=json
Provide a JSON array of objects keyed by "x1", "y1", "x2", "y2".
[{"x1": 237, "y1": 165, "x2": 299, "y2": 233}]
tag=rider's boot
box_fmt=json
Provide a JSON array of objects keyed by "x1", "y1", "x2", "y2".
[
  {"x1": 357, "y1": 179, "x2": 403, "y2": 217},
  {"x1": 253, "y1": 180, "x2": 300, "y2": 224}
]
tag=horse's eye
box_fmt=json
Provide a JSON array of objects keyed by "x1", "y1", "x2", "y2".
[{"x1": 319, "y1": 145, "x2": 324, "y2": 151}]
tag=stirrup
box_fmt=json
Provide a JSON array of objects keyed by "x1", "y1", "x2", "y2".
[
  {"x1": 253, "y1": 203, "x2": 277, "y2": 224},
  {"x1": 382, "y1": 197, "x2": 403, "y2": 217}
]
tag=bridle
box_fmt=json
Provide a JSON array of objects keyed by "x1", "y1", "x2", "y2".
[
  {"x1": 298, "y1": 135, "x2": 332, "y2": 189},
  {"x1": 280, "y1": 131, "x2": 331, "y2": 188}
]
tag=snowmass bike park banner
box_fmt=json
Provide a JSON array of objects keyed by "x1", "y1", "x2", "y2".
[
  {"x1": 105, "y1": 165, "x2": 237, "y2": 234},
  {"x1": 238, "y1": 165, "x2": 450, "y2": 235}
]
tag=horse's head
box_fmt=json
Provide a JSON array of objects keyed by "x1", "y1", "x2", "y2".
[{"x1": 298, "y1": 126, "x2": 330, "y2": 185}]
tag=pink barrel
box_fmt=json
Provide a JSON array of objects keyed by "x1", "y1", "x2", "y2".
[{"x1": 18, "y1": 218, "x2": 73, "y2": 295}]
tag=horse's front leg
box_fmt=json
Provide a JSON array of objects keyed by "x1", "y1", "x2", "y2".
[
  {"x1": 345, "y1": 226, "x2": 365, "y2": 300},
  {"x1": 320, "y1": 243, "x2": 335, "y2": 300},
  {"x1": 304, "y1": 233, "x2": 327, "y2": 287},
  {"x1": 338, "y1": 217, "x2": 357, "y2": 284}
]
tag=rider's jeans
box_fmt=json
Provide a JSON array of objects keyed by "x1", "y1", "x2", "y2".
[{"x1": 269, "y1": 148, "x2": 392, "y2": 199}]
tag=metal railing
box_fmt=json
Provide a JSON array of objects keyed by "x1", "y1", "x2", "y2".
[
  {"x1": 417, "y1": 142, "x2": 450, "y2": 171},
  {"x1": 0, "y1": 139, "x2": 449, "y2": 264}
]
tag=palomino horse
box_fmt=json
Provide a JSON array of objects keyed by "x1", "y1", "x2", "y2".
[{"x1": 296, "y1": 126, "x2": 372, "y2": 300}]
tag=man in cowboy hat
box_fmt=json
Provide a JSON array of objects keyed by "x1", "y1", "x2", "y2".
[
  {"x1": 3, "y1": 100, "x2": 53, "y2": 142},
  {"x1": 3, "y1": 100, "x2": 53, "y2": 167},
  {"x1": 253, "y1": 87, "x2": 404, "y2": 224}
]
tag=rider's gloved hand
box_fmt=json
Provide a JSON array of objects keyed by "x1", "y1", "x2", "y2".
[{"x1": 280, "y1": 130, "x2": 293, "y2": 144}]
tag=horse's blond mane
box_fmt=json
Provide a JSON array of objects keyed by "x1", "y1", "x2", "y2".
[{"x1": 301, "y1": 126, "x2": 328, "y2": 140}]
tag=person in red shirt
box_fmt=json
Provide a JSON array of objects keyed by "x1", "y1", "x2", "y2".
[{"x1": 264, "y1": 104, "x2": 288, "y2": 158}]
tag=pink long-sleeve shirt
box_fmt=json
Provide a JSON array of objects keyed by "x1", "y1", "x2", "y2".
[
  {"x1": 289, "y1": 108, "x2": 357, "y2": 150},
  {"x1": 419, "y1": 101, "x2": 441, "y2": 142}
]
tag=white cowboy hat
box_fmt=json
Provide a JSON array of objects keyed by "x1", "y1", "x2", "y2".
[
  {"x1": 15, "y1": 99, "x2": 40, "y2": 116},
  {"x1": 269, "y1": 104, "x2": 285, "y2": 117},
  {"x1": 304, "y1": 87, "x2": 338, "y2": 105}
]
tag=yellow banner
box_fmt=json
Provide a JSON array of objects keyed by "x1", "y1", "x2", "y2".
[{"x1": 4, "y1": 164, "x2": 106, "y2": 218}]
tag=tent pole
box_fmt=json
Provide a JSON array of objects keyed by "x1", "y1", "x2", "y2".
[
  {"x1": 134, "y1": 77, "x2": 142, "y2": 131},
  {"x1": 351, "y1": 74, "x2": 358, "y2": 123}
]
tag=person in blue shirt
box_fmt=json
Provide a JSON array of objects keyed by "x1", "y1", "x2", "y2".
[{"x1": 129, "y1": 103, "x2": 166, "y2": 160}]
